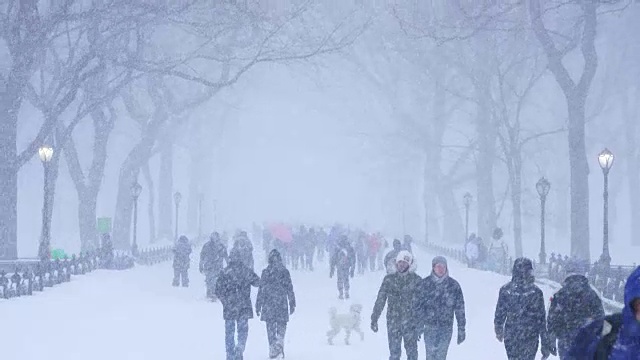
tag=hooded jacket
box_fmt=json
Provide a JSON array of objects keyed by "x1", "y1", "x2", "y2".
[
  {"x1": 567, "y1": 266, "x2": 640, "y2": 359},
  {"x1": 494, "y1": 258, "x2": 548, "y2": 346},
  {"x1": 173, "y1": 236, "x2": 192, "y2": 270},
  {"x1": 609, "y1": 266, "x2": 640, "y2": 358},
  {"x1": 413, "y1": 256, "x2": 466, "y2": 331},
  {"x1": 547, "y1": 273, "x2": 604, "y2": 342},
  {"x1": 215, "y1": 251, "x2": 260, "y2": 321},
  {"x1": 255, "y1": 250, "x2": 296, "y2": 323},
  {"x1": 371, "y1": 254, "x2": 421, "y2": 328}
]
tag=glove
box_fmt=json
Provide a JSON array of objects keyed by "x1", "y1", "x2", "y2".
[
  {"x1": 289, "y1": 306, "x2": 295, "y2": 315},
  {"x1": 495, "y1": 331, "x2": 503, "y2": 343},
  {"x1": 371, "y1": 321, "x2": 378, "y2": 333},
  {"x1": 329, "y1": 271, "x2": 334, "y2": 278},
  {"x1": 548, "y1": 345, "x2": 557, "y2": 356},
  {"x1": 457, "y1": 328, "x2": 465, "y2": 344}
]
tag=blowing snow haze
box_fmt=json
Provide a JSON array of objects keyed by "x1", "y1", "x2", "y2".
[{"x1": 0, "y1": 1, "x2": 639, "y2": 360}]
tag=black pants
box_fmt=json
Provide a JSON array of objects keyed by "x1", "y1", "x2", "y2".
[
  {"x1": 173, "y1": 268, "x2": 189, "y2": 287},
  {"x1": 505, "y1": 337, "x2": 538, "y2": 360},
  {"x1": 424, "y1": 326, "x2": 453, "y2": 360},
  {"x1": 305, "y1": 250, "x2": 314, "y2": 271},
  {"x1": 387, "y1": 324, "x2": 418, "y2": 360},
  {"x1": 337, "y1": 269, "x2": 350, "y2": 297},
  {"x1": 266, "y1": 321, "x2": 287, "y2": 353}
]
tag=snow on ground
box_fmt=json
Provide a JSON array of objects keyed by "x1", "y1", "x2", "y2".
[{"x1": 0, "y1": 246, "x2": 560, "y2": 360}]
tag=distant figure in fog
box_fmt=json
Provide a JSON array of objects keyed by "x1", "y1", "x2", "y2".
[{"x1": 172, "y1": 235, "x2": 192, "y2": 287}]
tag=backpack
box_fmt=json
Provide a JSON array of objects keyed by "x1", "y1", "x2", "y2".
[{"x1": 594, "y1": 313, "x2": 624, "y2": 359}]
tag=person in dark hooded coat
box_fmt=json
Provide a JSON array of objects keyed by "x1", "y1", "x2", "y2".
[
  {"x1": 566, "y1": 266, "x2": 640, "y2": 359},
  {"x1": 329, "y1": 235, "x2": 356, "y2": 299},
  {"x1": 494, "y1": 257, "x2": 551, "y2": 360},
  {"x1": 547, "y1": 260, "x2": 604, "y2": 358},
  {"x1": 371, "y1": 250, "x2": 421, "y2": 360},
  {"x1": 215, "y1": 250, "x2": 261, "y2": 360},
  {"x1": 413, "y1": 256, "x2": 466, "y2": 360},
  {"x1": 172, "y1": 235, "x2": 192, "y2": 287},
  {"x1": 255, "y1": 249, "x2": 296, "y2": 359},
  {"x1": 199, "y1": 232, "x2": 228, "y2": 300},
  {"x1": 384, "y1": 239, "x2": 403, "y2": 274},
  {"x1": 231, "y1": 231, "x2": 254, "y2": 271}
]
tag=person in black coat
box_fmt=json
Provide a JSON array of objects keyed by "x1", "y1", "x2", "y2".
[
  {"x1": 547, "y1": 260, "x2": 604, "y2": 358},
  {"x1": 383, "y1": 239, "x2": 403, "y2": 274},
  {"x1": 172, "y1": 235, "x2": 192, "y2": 287},
  {"x1": 199, "y1": 232, "x2": 228, "y2": 300},
  {"x1": 494, "y1": 257, "x2": 551, "y2": 360},
  {"x1": 215, "y1": 250, "x2": 261, "y2": 360},
  {"x1": 329, "y1": 235, "x2": 356, "y2": 299},
  {"x1": 371, "y1": 250, "x2": 421, "y2": 360},
  {"x1": 255, "y1": 249, "x2": 296, "y2": 359},
  {"x1": 413, "y1": 256, "x2": 466, "y2": 360}
]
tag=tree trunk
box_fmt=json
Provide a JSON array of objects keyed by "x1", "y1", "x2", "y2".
[
  {"x1": 77, "y1": 190, "x2": 98, "y2": 251},
  {"x1": 40, "y1": 149, "x2": 61, "y2": 255},
  {"x1": 624, "y1": 88, "x2": 640, "y2": 245},
  {"x1": 157, "y1": 138, "x2": 173, "y2": 241},
  {"x1": 0, "y1": 99, "x2": 19, "y2": 259},
  {"x1": 512, "y1": 150, "x2": 523, "y2": 258},
  {"x1": 567, "y1": 95, "x2": 591, "y2": 260},
  {"x1": 187, "y1": 140, "x2": 201, "y2": 236},
  {"x1": 475, "y1": 79, "x2": 497, "y2": 242},
  {"x1": 437, "y1": 182, "x2": 465, "y2": 244},
  {"x1": 142, "y1": 162, "x2": 156, "y2": 244}
]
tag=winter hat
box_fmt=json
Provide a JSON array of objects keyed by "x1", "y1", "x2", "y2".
[
  {"x1": 432, "y1": 256, "x2": 448, "y2": 268},
  {"x1": 396, "y1": 250, "x2": 413, "y2": 265}
]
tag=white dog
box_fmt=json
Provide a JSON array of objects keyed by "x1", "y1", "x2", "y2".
[{"x1": 327, "y1": 303, "x2": 365, "y2": 345}]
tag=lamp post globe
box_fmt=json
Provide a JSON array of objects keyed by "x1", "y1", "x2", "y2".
[
  {"x1": 131, "y1": 182, "x2": 142, "y2": 199},
  {"x1": 463, "y1": 192, "x2": 472, "y2": 207},
  {"x1": 598, "y1": 148, "x2": 614, "y2": 173},
  {"x1": 38, "y1": 145, "x2": 54, "y2": 163},
  {"x1": 536, "y1": 177, "x2": 551, "y2": 198}
]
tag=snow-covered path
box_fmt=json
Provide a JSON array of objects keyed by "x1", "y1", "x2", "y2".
[{"x1": 0, "y1": 247, "x2": 560, "y2": 359}]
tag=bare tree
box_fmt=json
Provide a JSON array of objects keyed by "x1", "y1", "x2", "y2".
[{"x1": 527, "y1": 0, "x2": 600, "y2": 260}]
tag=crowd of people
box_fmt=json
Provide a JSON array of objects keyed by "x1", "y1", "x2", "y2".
[{"x1": 169, "y1": 224, "x2": 640, "y2": 360}]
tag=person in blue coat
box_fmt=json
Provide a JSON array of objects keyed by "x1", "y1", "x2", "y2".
[{"x1": 567, "y1": 266, "x2": 640, "y2": 359}]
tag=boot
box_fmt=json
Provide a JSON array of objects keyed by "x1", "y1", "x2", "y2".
[
  {"x1": 345, "y1": 291, "x2": 350, "y2": 299},
  {"x1": 339, "y1": 292, "x2": 344, "y2": 300}
]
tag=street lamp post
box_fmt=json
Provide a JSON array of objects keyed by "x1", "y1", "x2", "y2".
[
  {"x1": 174, "y1": 191, "x2": 182, "y2": 241},
  {"x1": 198, "y1": 194, "x2": 203, "y2": 240},
  {"x1": 536, "y1": 177, "x2": 551, "y2": 265},
  {"x1": 598, "y1": 148, "x2": 614, "y2": 268},
  {"x1": 38, "y1": 145, "x2": 54, "y2": 261},
  {"x1": 131, "y1": 182, "x2": 142, "y2": 257},
  {"x1": 463, "y1": 192, "x2": 472, "y2": 242}
]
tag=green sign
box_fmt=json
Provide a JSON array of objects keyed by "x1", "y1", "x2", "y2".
[
  {"x1": 97, "y1": 217, "x2": 112, "y2": 234},
  {"x1": 51, "y1": 248, "x2": 67, "y2": 260}
]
